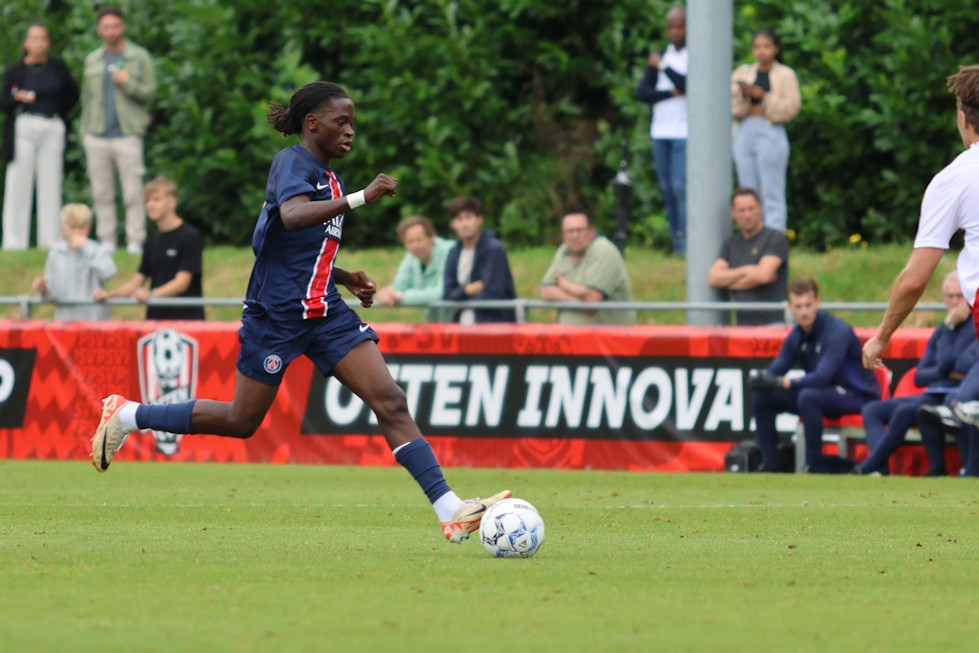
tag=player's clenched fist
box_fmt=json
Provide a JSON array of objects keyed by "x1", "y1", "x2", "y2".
[{"x1": 364, "y1": 174, "x2": 398, "y2": 203}]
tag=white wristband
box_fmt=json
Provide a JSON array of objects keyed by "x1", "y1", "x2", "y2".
[{"x1": 346, "y1": 190, "x2": 366, "y2": 210}]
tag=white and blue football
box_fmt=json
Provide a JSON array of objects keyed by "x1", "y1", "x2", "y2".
[{"x1": 479, "y1": 498, "x2": 545, "y2": 558}]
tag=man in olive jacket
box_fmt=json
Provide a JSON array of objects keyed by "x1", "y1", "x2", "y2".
[{"x1": 80, "y1": 5, "x2": 157, "y2": 254}]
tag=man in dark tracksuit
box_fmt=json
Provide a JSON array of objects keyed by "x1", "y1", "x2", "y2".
[
  {"x1": 751, "y1": 277, "x2": 880, "y2": 472},
  {"x1": 443, "y1": 195, "x2": 517, "y2": 324},
  {"x1": 860, "y1": 272, "x2": 976, "y2": 475}
]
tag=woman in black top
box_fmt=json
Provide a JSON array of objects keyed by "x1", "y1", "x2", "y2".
[{"x1": 1, "y1": 22, "x2": 79, "y2": 250}]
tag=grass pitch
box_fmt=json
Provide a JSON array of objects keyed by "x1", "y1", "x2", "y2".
[{"x1": 2, "y1": 461, "x2": 977, "y2": 653}]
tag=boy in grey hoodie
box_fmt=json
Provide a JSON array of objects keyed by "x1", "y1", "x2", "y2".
[{"x1": 32, "y1": 203, "x2": 116, "y2": 320}]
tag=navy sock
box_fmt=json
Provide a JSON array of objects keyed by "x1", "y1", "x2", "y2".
[
  {"x1": 394, "y1": 438, "x2": 451, "y2": 504},
  {"x1": 135, "y1": 401, "x2": 196, "y2": 434}
]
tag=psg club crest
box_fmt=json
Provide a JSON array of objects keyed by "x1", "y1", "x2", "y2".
[{"x1": 137, "y1": 328, "x2": 199, "y2": 455}]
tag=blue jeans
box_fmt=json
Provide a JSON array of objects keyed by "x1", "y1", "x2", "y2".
[
  {"x1": 752, "y1": 385, "x2": 869, "y2": 472},
  {"x1": 733, "y1": 117, "x2": 789, "y2": 231},
  {"x1": 652, "y1": 138, "x2": 687, "y2": 254}
]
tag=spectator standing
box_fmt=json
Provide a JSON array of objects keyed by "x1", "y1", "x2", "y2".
[
  {"x1": 637, "y1": 6, "x2": 688, "y2": 255},
  {"x1": 375, "y1": 215, "x2": 453, "y2": 322},
  {"x1": 443, "y1": 196, "x2": 517, "y2": 324},
  {"x1": 80, "y1": 5, "x2": 156, "y2": 253},
  {"x1": 95, "y1": 176, "x2": 203, "y2": 320},
  {"x1": 540, "y1": 211, "x2": 635, "y2": 325},
  {"x1": 731, "y1": 29, "x2": 800, "y2": 232},
  {"x1": 707, "y1": 187, "x2": 788, "y2": 325},
  {"x1": 32, "y1": 203, "x2": 116, "y2": 321},
  {"x1": 750, "y1": 278, "x2": 880, "y2": 473},
  {"x1": 1, "y1": 21, "x2": 79, "y2": 250}
]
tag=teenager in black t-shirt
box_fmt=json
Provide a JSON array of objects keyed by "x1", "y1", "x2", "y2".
[{"x1": 96, "y1": 176, "x2": 204, "y2": 319}]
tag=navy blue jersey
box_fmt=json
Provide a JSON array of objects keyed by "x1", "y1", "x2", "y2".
[{"x1": 245, "y1": 145, "x2": 348, "y2": 320}]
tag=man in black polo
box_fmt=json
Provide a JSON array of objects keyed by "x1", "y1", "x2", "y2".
[{"x1": 707, "y1": 187, "x2": 789, "y2": 325}]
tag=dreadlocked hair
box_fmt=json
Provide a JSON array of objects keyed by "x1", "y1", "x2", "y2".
[
  {"x1": 947, "y1": 65, "x2": 979, "y2": 131},
  {"x1": 267, "y1": 82, "x2": 350, "y2": 136}
]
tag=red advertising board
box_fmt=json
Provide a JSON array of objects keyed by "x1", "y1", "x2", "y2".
[{"x1": 0, "y1": 320, "x2": 932, "y2": 472}]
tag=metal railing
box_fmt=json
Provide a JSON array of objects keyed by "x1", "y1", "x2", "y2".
[{"x1": 0, "y1": 295, "x2": 948, "y2": 322}]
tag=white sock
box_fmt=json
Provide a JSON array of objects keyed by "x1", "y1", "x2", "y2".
[
  {"x1": 433, "y1": 491, "x2": 464, "y2": 522},
  {"x1": 391, "y1": 441, "x2": 410, "y2": 456},
  {"x1": 117, "y1": 402, "x2": 139, "y2": 431}
]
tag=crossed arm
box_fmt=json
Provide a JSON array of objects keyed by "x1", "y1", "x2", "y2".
[
  {"x1": 540, "y1": 275, "x2": 605, "y2": 303},
  {"x1": 707, "y1": 255, "x2": 782, "y2": 291}
]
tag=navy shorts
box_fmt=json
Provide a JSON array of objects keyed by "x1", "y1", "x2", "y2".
[{"x1": 236, "y1": 303, "x2": 379, "y2": 387}]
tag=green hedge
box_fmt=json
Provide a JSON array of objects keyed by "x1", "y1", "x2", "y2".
[{"x1": 0, "y1": 1, "x2": 975, "y2": 248}]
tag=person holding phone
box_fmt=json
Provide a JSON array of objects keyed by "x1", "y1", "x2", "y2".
[
  {"x1": 79, "y1": 5, "x2": 156, "y2": 254},
  {"x1": 637, "y1": 7, "x2": 688, "y2": 255},
  {"x1": 1, "y1": 21, "x2": 78, "y2": 250},
  {"x1": 731, "y1": 29, "x2": 801, "y2": 233}
]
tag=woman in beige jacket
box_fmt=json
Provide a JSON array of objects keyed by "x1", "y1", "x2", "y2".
[{"x1": 731, "y1": 29, "x2": 801, "y2": 232}]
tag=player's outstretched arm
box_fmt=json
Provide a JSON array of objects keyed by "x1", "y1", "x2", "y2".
[
  {"x1": 279, "y1": 174, "x2": 398, "y2": 231},
  {"x1": 862, "y1": 247, "x2": 944, "y2": 369}
]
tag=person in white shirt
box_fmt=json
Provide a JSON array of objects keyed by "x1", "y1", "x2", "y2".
[
  {"x1": 863, "y1": 65, "x2": 979, "y2": 374},
  {"x1": 637, "y1": 7, "x2": 687, "y2": 255}
]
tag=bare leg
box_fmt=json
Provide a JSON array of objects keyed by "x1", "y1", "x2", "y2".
[
  {"x1": 332, "y1": 341, "x2": 420, "y2": 449},
  {"x1": 329, "y1": 341, "x2": 512, "y2": 540},
  {"x1": 190, "y1": 370, "x2": 279, "y2": 438},
  {"x1": 95, "y1": 371, "x2": 277, "y2": 473}
]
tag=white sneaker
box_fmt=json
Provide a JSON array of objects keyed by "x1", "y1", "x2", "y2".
[
  {"x1": 918, "y1": 403, "x2": 963, "y2": 433},
  {"x1": 126, "y1": 243, "x2": 142, "y2": 255},
  {"x1": 953, "y1": 401, "x2": 979, "y2": 427},
  {"x1": 91, "y1": 395, "x2": 135, "y2": 472},
  {"x1": 440, "y1": 490, "x2": 512, "y2": 543}
]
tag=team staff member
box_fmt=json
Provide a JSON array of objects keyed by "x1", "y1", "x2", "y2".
[
  {"x1": 863, "y1": 65, "x2": 979, "y2": 370},
  {"x1": 918, "y1": 359, "x2": 979, "y2": 476},
  {"x1": 750, "y1": 277, "x2": 880, "y2": 472},
  {"x1": 89, "y1": 82, "x2": 509, "y2": 544},
  {"x1": 857, "y1": 272, "x2": 976, "y2": 475}
]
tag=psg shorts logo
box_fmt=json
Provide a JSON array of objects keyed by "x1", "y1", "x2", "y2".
[{"x1": 264, "y1": 354, "x2": 283, "y2": 374}]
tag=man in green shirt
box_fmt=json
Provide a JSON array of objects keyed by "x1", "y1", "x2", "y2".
[
  {"x1": 376, "y1": 215, "x2": 453, "y2": 322},
  {"x1": 540, "y1": 211, "x2": 636, "y2": 325}
]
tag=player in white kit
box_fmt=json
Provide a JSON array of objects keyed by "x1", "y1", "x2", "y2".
[{"x1": 863, "y1": 66, "x2": 979, "y2": 372}]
